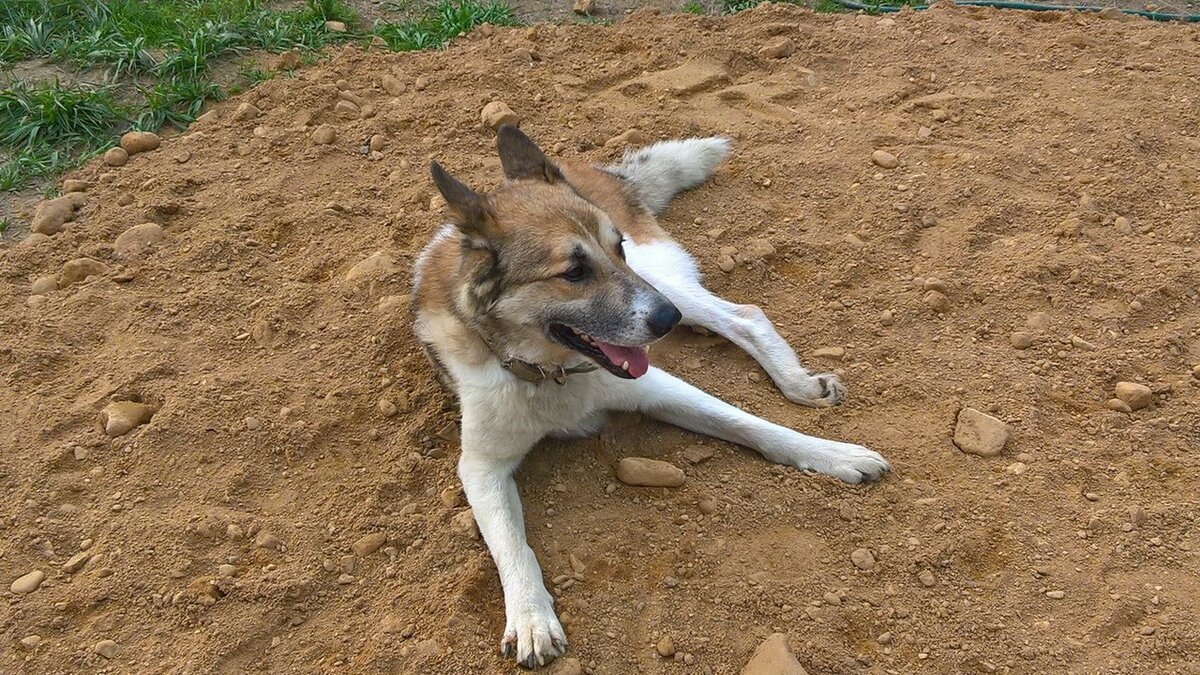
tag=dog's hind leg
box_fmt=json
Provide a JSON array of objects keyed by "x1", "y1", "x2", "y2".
[
  {"x1": 607, "y1": 367, "x2": 888, "y2": 483},
  {"x1": 627, "y1": 240, "x2": 844, "y2": 408}
]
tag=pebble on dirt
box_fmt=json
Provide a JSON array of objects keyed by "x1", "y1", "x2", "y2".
[
  {"x1": 481, "y1": 101, "x2": 519, "y2": 130},
  {"x1": 114, "y1": 223, "x2": 164, "y2": 258},
  {"x1": 606, "y1": 128, "x2": 648, "y2": 148},
  {"x1": 94, "y1": 639, "x2": 120, "y2": 659},
  {"x1": 59, "y1": 257, "x2": 108, "y2": 288},
  {"x1": 351, "y1": 532, "x2": 387, "y2": 556},
  {"x1": 32, "y1": 193, "x2": 85, "y2": 235},
  {"x1": 62, "y1": 179, "x2": 90, "y2": 193},
  {"x1": 104, "y1": 147, "x2": 129, "y2": 166},
  {"x1": 99, "y1": 401, "x2": 157, "y2": 437},
  {"x1": 742, "y1": 633, "x2": 809, "y2": 675},
  {"x1": 233, "y1": 102, "x2": 261, "y2": 122},
  {"x1": 11, "y1": 570, "x2": 45, "y2": 594},
  {"x1": 616, "y1": 457, "x2": 685, "y2": 487},
  {"x1": 850, "y1": 548, "x2": 876, "y2": 571},
  {"x1": 811, "y1": 346, "x2": 845, "y2": 360},
  {"x1": 381, "y1": 74, "x2": 406, "y2": 96},
  {"x1": 953, "y1": 407, "x2": 1009, "y2": 457},
  {"x1": 312, "y1": 124, "x2": 338, "y2": 145},
  {"x1": 1114, "y1": 382, "x2": 1152, "y2": 411},
  {"x1": 871, "y1": 149, "x2": 899, "y2": 169},
  {"x1": 120, "y1": 131, "x2": 161, "y2": 155},
  {"x1": 1010, "y1": 331, "x2": 1033, "y2": 349},
  {"x1": 19, "y1": 635, "x2": 41, "y2": 650},
  {"x1": 758, "y1": 37, "x2": 796, "y2": 59},
  {"x1": 923, "y1": 289, "x2": 950, "y2": 312},
  {"x1": 656, "y1": 634, "x2": 675, "y2": 657},
  {"x1": 31, "y1": 275, "x2": 58, "y2": 295}
]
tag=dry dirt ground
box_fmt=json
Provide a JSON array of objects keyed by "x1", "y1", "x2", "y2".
[{"x1": 3, "y1": 4, "x2": 1200, "y2": 674}]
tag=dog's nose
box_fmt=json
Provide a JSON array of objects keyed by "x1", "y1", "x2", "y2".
[{"x1": 647, "y1": 301, "x2": 682, "y2": 338}]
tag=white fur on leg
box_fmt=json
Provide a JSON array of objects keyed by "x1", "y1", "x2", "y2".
[
  {"x1": 458, "y1": 451, "x2": 566, "y2": 667},
  {"x1": 626, "y1": 240, "x2": 843, "y2": 407},
  {"x1": 607, "y1": 137, "x2": 732, "y2": 214},
  {"x1": 604, "y1": 367, "x2": 889, "y2": 483}
]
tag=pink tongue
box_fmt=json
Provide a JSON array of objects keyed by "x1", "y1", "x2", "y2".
[{"x1": 594, "y1": 340, "x2": 650, "y2": 378}]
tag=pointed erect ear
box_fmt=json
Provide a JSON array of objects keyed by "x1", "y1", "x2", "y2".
[
  {"x1": 496, "y1": 125, "x2": 563, "y2": 184},
  {"x1": 430, "y1": 161, "x2": 496, "y2": 245}
]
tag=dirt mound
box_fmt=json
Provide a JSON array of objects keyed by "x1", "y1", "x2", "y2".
[{"x1": 3, "y1": 5, "x2": 1199, "y2": 673}]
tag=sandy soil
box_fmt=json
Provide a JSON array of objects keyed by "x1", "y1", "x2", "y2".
[{"x1": 3, "y1": 5, "x2": 1200, "y2": 674}]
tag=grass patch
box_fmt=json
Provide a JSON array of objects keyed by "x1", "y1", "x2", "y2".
[
  {"x1": 683, "y1": 0, "x2": 708, "y2": 14},
  {"x1": 0, "y1": 0, "x2": 516, "y2": 192}
]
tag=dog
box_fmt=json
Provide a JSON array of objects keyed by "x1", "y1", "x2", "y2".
[{"x1": 412, "y1": 126, "x2": 889, "y2": 667}]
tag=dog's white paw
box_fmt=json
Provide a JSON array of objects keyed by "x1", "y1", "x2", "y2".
[
  {"x1": 818, "y1": 442, "x2": 890, "y2": 484},
  {"x1": 500, "y1": 600, "x2": 567, "y2": 669},
  {"x1": 783, "y1": 372, "x2": 846, "y2": 408}
]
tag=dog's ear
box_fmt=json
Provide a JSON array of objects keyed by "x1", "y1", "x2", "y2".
[
  {"x1": 430, "y1": 161, "x2": 498, "y2": 246},
  {"x1": 497, "y1": 125, "x2": 563, "y2": 184}
]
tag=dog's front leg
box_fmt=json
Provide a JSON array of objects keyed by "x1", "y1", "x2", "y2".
[
  {"x1": 458, "y1": 445, "x2": 566, "y2": 668},
  {"x1": 610, "y1": 368, "x2": 890, "y2": 483}
]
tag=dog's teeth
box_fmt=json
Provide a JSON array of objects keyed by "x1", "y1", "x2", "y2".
[{"x1": 621, "y1": 361, "x2": 629, "y2": 371}]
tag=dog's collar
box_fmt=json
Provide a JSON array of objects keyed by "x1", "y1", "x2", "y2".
[{"x1": 502, "y1": 357, "x2": 598, "y2": 385}]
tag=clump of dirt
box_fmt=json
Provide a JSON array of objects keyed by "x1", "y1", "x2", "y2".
[{"x1": 2, "y1": 5, "x2": 1198, "y2": 673}]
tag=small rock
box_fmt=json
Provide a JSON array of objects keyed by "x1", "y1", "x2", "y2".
[
  {"x1": 871, "y1": 150, "x2": 899, "y2": 169},
  {"x1": 1071, "y1": 335, "x2": 1097, "y2": 351},
  {"x1": 1114, "y1": 382, "x2": 1152, "y2": 411},
  {"x1": 10, "y1": 570, "x2": 45, "y2": 594},
  {"x1": 325, "y1": 20, "x2": 347, "y2": 32},
  {"x1": 682, "y1": 446, "x2": 715, "y2": 464},
  {"x1": 414, "y1": 76, "x2": 429, "y2": 91},
  {"x1": 918, "y1": 569, "x2": 936, "y2": 587},
  {"x1": 616, "y1": 457, "x2": 685, "y2": 487},
  {"x1": 351, "y1": 532, "x2": 387, "y2": 556},
  {"x1": 923, "y1": 289, "x2": 950, "y2": 312},
  {"x1": 233, "y1": 102, "x2": 261, "y2": 122},
  {"x1": 742, "y1": 239, "x2": 776, "y2": 261},
  {"x1": 953, "y1": 407, "x2": 1009, "y2": 457},
  {"x1": 481, "y1": 101, "x2": 519, "y2": 130},
  {"x1": 346, "y1": 252, "x2": 397, "y2": 280},
  {"x1": 378, "y1": 398, "x2": 399, "y2": 417},
  {"x1": 1010, "y1": 332, "x2": 1033, "y2": 349},
  {"x1": 850, "y1": 548, "x2": 876, "y2": 571},
  {"x1": 876, "y1": 632, "x2": 893, "y2": 645},
  {"x1": 1128, "y1": 506, "x2": 1148, "y2": 527},
  {"x1": 450, "y1": 508, "x2": 479, "y2": 539},
  {"x1": 717, "y1": 248, "x2": 737, "y2": 273},
  {"x1": 918, "y1": 126, "x2": 932, "y2": 139},
  {"x1": 572, "y1": 0, "x2": 596, "y2": 14},
  {"x1": 99, "y1": 401, "x2": 157, "y2": 437},
  {"x1": 1106, "y1": 398, "x2": 1132, "y2": 413},
  {"x1": 758, "y1": 37, "x2": 796, "y2": 59},
  {"x1": 63, "y1": 551, "x2": 92, "y2": 573},
  {"x1": 1045, "y1": 590, "x2": 1065, "y2": 599},
  {"x1": 312, "y1": 124, "x2": 338, "y2": 145},
  {"x1": 120, "y1": 131, "x2": 161, "y2": 155},
  {"x1": 556, "y1": 658, "x2": 584, "y2": 675},
  {"x1": 811, "y1": 346, "x2": 845, "y2": 360},
  {"x1": 923, "y1": 277, "x2": 949, "y2": 293},
  {"x1": 218, "y1": 564, "x2": 237, "y2": 577},
  {"x1": 381, "y1": 74, "x2": 406, "y2": 96},
  {"x1": 273, "y1": 50, "x2": 300, "y2": 71},
  {"x1": 880, "y1": 309, "x2": 894, "y2": 326},
  {"x1": 1027, "y1": 312, "x2": 1052, "y2": 330},
  {"x1": 605, "y1": 128, "x2": 648, "y2": 148},
  {"x1": 335, "y1": 99, "x2": 360, "y2": 118},
  {"x1": 656, "y1": 634, "x2": 675, "y2": 657},
  {"x1": 697, "y1": 496, "x2": 720, "y2": 515},
  {"x1": 19, "y1": 635, "x2": 41, "y2": 650},
  {"x1": 32, "y1": 194, "x2": 82, "y2": 235},
  {"x1": 741, "y1": 633, "x2": 808, "y2": 675},
  {"x1": 931, "y1": 108, "x2": 949, "y2": 122},
  {"x1": 369, "y1": 134, "x2": 386, "y2": 152},
  {"x1": 1191, "y1": 364, "x2": 1200, "y2": 379},
  {"x1": 1114, "y1": 216, "x2": 1132, "y2": 234},
  {"x1": 104, "y1": 147, "x2": 129, "y2": 166},
  {"x1": 59, "y1": 257, "x2": 109, "y2": 288},
  {"x1": 94, "y1": 640, "x2": 120, "y2": 659},
  {"x1": 62, "y1": 179, "x2": 91, "y2": 193},
  {"x1": 255, "y1": 532, "x2": 281, "y2": 550},
  {"x1": 31, "y1": 275, "x2": 58, "y2": 295},
  {"x1": 245, "y1": 416, "x2": 261, "y2": 431},
  {"x1": 337, "y1": 573, "x2": 356, "y2": 584},
  {"x1": 114, "y1": 222, "x2": 164, "y2": 258}
]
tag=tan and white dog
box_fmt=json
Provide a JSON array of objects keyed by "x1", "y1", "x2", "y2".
[{"x1": 412, "y1": 126, "x2": 889, "y2": 667}]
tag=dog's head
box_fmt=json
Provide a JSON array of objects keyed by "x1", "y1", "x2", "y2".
[{"x1": 430, "y1": 126, "x2": 680, "y2": 379}]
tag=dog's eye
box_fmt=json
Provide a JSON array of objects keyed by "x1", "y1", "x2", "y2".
[
  {"x1": 561, "y1": 263, "x2": 590, "y2": 282},
  {"x1": 616, "y1": 236, "x2": 626, "y2": 261}
]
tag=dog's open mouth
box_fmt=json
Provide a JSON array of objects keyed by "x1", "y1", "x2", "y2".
[{"x1": 549, "y1": 324, "x2": 650, "y2": 379}]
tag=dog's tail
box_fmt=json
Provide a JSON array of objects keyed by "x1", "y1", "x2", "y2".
[{"x1": 606, "y1": 137, "x2": 731, "y2": 215}]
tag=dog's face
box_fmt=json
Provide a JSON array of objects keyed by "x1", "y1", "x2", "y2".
[{"x1": 431, "y1": 126, "x2": 680, "y2": 379}]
